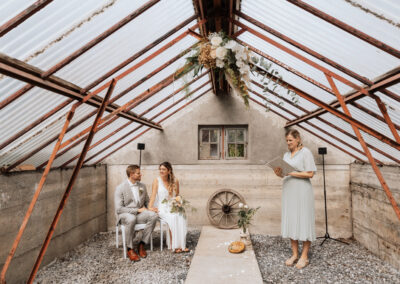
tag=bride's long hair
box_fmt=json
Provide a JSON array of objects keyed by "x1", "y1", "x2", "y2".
[{"x1": 159, "y1": 161, "x2": 176, "y2": 195}]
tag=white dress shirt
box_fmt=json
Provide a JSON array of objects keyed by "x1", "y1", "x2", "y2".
[{"x1": 127, "y1": 178, "x2": 140, "y2": 203}]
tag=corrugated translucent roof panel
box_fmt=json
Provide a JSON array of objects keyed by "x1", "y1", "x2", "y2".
[
  {"x1": 240, "y1": 0, "x2": 400, "y2": 82},
  {"x1": 0, "y1": 0, "x2": 210, "y2": 169}
]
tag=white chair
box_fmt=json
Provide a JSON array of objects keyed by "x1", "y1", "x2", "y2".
[{"x1": 116, "y1": 219, "x2": 168, "y2": 259}]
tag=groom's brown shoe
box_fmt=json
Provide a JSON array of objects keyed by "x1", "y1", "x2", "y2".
[
  {"x1": 138, "y1": 243, "x2": 147, "y2": 258},
  {"x1": 127, "y1": 249, "x2": 140, "y2": 262}
]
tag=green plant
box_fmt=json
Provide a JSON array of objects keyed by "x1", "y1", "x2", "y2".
[{"x1": 237, "y1": 203, "x2": 260, "y2": 234}]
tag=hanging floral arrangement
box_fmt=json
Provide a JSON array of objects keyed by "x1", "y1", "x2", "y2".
[{"x1": 175, "y1": 31, "x2": 298, "y2": 109}]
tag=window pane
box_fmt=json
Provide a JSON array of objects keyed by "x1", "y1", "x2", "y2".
[
  {"x1": 210, "y1": 143, "x2": 218, "y2": 157},
  {"x1": 199, "y1": 144, "x2": 210, "y2": 159},
  {"x1": 228, "y1": 143, "x2": 236, "y2": 157},
  {"x1": 237, "y1": 129, "x2": 244, "y2": 142},
  {"x1": 201, "y1": 130, "x2": 209, "y2": 142},
  {"x1": 227, "y1": 130, "x2": 236, "y2": 142},
  {"x1": 210, "y1": 129, "x2": 218, "y2": 143},
  {"x1": 237, "y1": 144, "x2": 244, "y2": 157}
]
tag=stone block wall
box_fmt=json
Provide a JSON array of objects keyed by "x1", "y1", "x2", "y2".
[
  {"x1": 107, "y1": 164, "x2": 352, "y2": 238},
  {"x1": 0, "y1": 166, "x2": 107, "y2": 283},
  {"x1": 350, "y1": 163, "x2": 400, "y2": 269}
]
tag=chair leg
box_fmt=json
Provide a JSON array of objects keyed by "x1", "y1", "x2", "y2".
[
  {"x1": 116, "y1": 226, "x2": 119, "y2": 248},
  {"x1": 121, "y1": 225, "x2": 127, "y2": 259},
  {"x1": 160, "y1": 221, "x2": 163, "y2": 251}
]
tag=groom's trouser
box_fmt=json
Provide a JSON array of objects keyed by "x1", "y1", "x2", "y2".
[{"x1": 119, "y1": 210, "x2": 158, "y2": 249}]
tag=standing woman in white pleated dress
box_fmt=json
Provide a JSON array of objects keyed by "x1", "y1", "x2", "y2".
[
  {"x1": 149, "y1": 162, "x2": 189, "y2": 253},
  {"x1": 274, "y1": 129, "x2": 317, "y2": 269}
]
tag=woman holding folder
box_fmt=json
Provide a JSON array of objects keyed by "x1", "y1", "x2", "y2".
[{"x1": 273, "y1": 129, "x2": 317, "y2": 269}]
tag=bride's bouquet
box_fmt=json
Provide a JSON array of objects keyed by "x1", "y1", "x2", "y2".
[{"x1": 162, "y1": 196, "x2": 196, "y2": 218}]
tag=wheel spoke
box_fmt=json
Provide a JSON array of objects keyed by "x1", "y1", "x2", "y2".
[
  {"x1": 217, "y1": 212, "x2": 225, "y2": 224},
  {"x1": 211, "y1": 211, "x2": 223, "y2": 218},
  {"x1": 225, "y1": 191, "x2": 228, "y2": 203},
  {"x1": 211, "y1": 199, "x2": 223, "y2": 207},
  {"x1": 227, "y1": 193, "x2": 236, "y2": 206},
  {"x1": 230, "y1": 199, "x2": 241, "y2": 206},
  {"x1": 216, "y1": 195, "x2": 225, "y2": 206}
]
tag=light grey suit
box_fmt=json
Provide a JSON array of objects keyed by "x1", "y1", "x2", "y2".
[{"x1": 115, "y1": 180, "x2": 158, "y2": 249}]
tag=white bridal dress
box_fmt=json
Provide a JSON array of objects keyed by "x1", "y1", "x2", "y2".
[{"x1": 155, "y1": 177, "x2": 187, "y2": 250}]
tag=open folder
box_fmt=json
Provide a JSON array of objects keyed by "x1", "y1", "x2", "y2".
[{"x1": 266, "y1": 156, "x2": 296, "y2": 176}]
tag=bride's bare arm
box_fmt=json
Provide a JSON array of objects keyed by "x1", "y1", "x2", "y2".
[
  {"x1": 175, "y1": 178, "x2": 180, "y2": 196},
  {"x1": 148, "y1": 179, "x2": 158, "y2": 209}
]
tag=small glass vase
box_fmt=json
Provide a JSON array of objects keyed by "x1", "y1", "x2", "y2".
[{"x1": 239, "y1": 228, "x2": 252, "y2": 249}]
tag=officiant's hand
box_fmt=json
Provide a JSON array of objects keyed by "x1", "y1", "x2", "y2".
[{"x1": 274, "y1": 167, "x2": 284, "y2": 178}]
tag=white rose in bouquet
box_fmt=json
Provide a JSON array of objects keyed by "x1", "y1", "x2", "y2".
[
  {"x1": 224, "y1": 40, "x2": 236, "y2": 50},
  {"x1": 211, "y1": 36, "x2": 223, "y2": 47},
  {"x1": 216, "y1": 59, "x2": 225, "y2": 68},
  {"x1": 216, "y1": 46, "x2": 227, "y2": 59}
]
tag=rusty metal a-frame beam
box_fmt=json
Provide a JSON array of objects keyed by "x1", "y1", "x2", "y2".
[
  {"x1": 0, "y1": 15, "x2": 197, "y2": 152},
  {"x1": 250, "y1": 65, "x2": 400, "y2": 151},
  {"x1": 89, "y1": 88, "x2": 212, "y2": 166},
  {"x1": 38, "y1": 75, "x2": 210, "y2": 169},
  {"x1": 0, "y1": 80, "x2": 117, "y2": 284},
  {"x1": 61, "y1": 83, "x2": 212, "y2": 168},
  {"x1": 0, "y1": 0, "x2": 160, "y2": 110},
  {"x1": 232, "y1": 11, "x2": 400, "y2": 104},
  {"x1": 247, "y1": 96, "x2": 368, "y2": 163},
  {"x1": 231, "y1": 15, "x2": 400, "y2": 146},
  {"x1": 1, "y1": 37, "x2": 201, "y2": 173},
  {"x1": 251, "y1": 80, "x2": 400, "y2": 164},
  {"x1": 0, "y1": 0, "x2": 54, "y2": 37},
  {"x1": 232, "y1": 12, "x2": 400, "y2": 133},
  {"x1": 27, "y1": 81, "x2": 117, "y2": 284},
  {"x1": 238, "y1": 39, "x2": 400, "y2": 134},
  {"x1": 326, "y1": 74, "x2": 400, "y2": 221},
  {"x1": 194, "y1": 0, "x2": 217, "y2": 95},
  {"x1": 286, "y1": 68, "x2": 400, "y2": 127},
  {"x1": 0, "y1": 53, "x2": 161, "y2": 129},
  {"x1": 251, "y1": 80, "x2": 400, "y2": 165},
  {"x1": 286, "y1": 0, "x2": 400, "y2": 59}
]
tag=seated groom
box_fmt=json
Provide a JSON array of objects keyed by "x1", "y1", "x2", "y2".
[{"x1": 115, "y1": 165, "x2": 158, "y2": 261}]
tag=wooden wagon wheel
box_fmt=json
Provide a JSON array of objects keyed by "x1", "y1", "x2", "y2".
[{"x1": 207, "y1": 189, "x2": 245, "y2": 229}]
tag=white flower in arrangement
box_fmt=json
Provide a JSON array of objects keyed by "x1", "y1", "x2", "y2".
[
  {"x1": 224, "y1": 40, "x2": 236, "y2": 50},
  {"x1": 236, "y1": 59, "x2": 245, "y2": 68},
  {"x1": 239, "y1": 64, "x2": 250, "y2": 75},
  {"x1": 210, "y1": 35, "x2": 223, "y2": 47},
  {"x1": 244, "y1": 205, "x2": 249, "y2": 209},
  {"x1": 216, "y1": 59, "x2": 224, "y2": 68},
  {"x1": 216, "y1": 46, "x2": 227, "y2": 59},
  {"x1": 239, "y1": 203, "x2": 244, "y2": 208}
]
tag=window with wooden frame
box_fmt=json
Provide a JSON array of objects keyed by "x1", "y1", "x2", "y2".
[{"x1": 198, "y1": 126, "x2": 248, "y2": 160}]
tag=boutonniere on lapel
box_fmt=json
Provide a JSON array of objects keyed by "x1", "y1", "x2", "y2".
[{"x1": 139, "y1": 186, "x2": 144, "y2": 195}]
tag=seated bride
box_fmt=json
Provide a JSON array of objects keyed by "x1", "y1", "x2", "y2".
[{"x1": 148, "y1": 161, "x2": 189, "y2": 253}]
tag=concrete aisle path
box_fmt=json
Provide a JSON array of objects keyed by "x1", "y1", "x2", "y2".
[{"x1": 185, "y1": 226, "x2": 263, "y2": 284}]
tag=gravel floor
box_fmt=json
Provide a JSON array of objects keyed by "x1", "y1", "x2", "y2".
[
  {"x1": 251, "y1": 234, "x2": 400, "y2": 284},
  {"x1": 35, "y1": 231, "x2": 400, "y2": 284},
  {"x1": 35, "y1": 230, "x2": 200, "y2": 284}
]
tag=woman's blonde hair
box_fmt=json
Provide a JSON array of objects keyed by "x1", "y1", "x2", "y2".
[
  {"x1": 285, "y1": 129, "x2": 303, "y2": 148},
  {"x1": 159, "y1": 161, "x2": 176, "y2": 195}
]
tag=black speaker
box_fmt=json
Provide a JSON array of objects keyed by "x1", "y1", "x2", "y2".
[
  {"x1": 137, "y1": 143, "x2": 145, "y2": 150},
  {"x1": 318, "y1": 147, "x2": 327, "y2": 155}
]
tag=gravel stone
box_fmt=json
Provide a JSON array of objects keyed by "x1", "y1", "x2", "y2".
[
  {"x1": 251, "y1": 234, "x2": 400, "y2": 284},
  {"x1": 35, "y1": 230, "x2": 200, "y2": 284},
  {"x1": 34, "y1": 231, "x2": 400, "y2": 284}
]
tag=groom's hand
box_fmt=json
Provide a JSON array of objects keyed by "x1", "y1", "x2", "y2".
[{"x1": 149, "y1": 207, "x2": 159, "y2": 213}]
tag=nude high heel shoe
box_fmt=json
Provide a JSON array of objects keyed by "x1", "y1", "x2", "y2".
[
  {"x1": 295, "y1": 258, "x2": 309, "y2": 269},
  {"x1": 285, "y1": 255, "x2": 298, "y2": 266}
]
